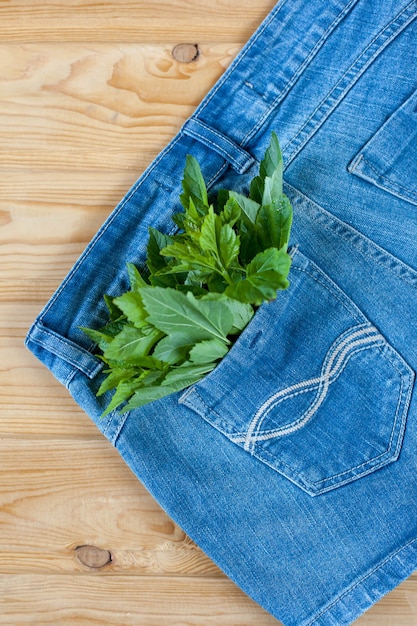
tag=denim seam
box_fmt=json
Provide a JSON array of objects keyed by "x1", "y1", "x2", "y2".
[
  {"x1": 353, "y1": 154, "x2": 417, "y2": 205},
  {"x1": 238, "y1": 341, "x2": 375, "y2": 444},
  {"x1": 245, "y1": 325, "x2": 376, "y2": 443},
  {"x1": 182, "y1": 119, "x2": 255, "y2": 173},
  {"x1": 281, "y1": 0, "x2": 417, "y2": 166},
  {"x1": 239, "y1": 0, "x2": 361, "y2": 148},
  {"x1": 27, "y1": 335, "x2": 76, "y2": 389},
  {"x1": 286, "y1": 182, "x2": 417, "y2": 287},
  {"x1": 304, "y1": 537, "x2": 417, "y2": 625},
  {"x1": 193, "y1": 0, "x2": 290, "y2": 119},
  {"x1": 206, "y1": 161, "x2": 229, "y2": 189},
  {"x1": 104, "y1": 409, "x2": 131, "y2": 446},
  {"x1": 290, "y1": 266, "x2": 365, "y2": 323},
  {"x1": 26, "y1": 324, "x2": 102, "y2": 382},
  {"x1": 180, "y1": 387, "x2": 242, "y2": 437}
]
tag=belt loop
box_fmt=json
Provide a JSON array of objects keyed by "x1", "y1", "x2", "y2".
[{"x1": 181, "y1": 118, "x2": 256, "y2": 174}]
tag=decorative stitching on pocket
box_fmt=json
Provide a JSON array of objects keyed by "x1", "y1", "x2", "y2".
[{"x1": 240, "y1": 324, "x2": 384, "y2": 452}]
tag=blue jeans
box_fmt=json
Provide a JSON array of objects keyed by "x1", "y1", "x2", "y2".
[{"x1": 26, "y1": 0, "x2": 417, "y2": 623}]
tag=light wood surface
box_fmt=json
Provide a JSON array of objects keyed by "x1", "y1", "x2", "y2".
[{"x1": 1, "y1": 1, "x2": 416, "y2": 624}]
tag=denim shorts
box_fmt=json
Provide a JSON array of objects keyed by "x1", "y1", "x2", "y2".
[{"x1": 25, "y1": 0, "x2": 417, "y2": 624}]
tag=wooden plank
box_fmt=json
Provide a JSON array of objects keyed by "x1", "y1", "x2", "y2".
[
  {"x1": 0, "y1": 170, "x2": 141, "y2": 255},
  {"x1": 0, "y1": 574, "x2": 280, "y2": 625},
  {"x1": 0, "y1": 43, "x2": 241, "y2": 170},
  {"x1": 0, "y1": 352, "x2": 97, "y2": 439},
  {"x1": 0, "y1": 439, "x2": 219, "y2": 576},
  {"x1": 1, "y1": 573, "x2": 417, "y2": 625},
  {"x1": 1, "y1": 308, "x2": 96, "y2": 438},
  {"x1": 0, "y1": 0, "x2": 276, "y2": 43}
]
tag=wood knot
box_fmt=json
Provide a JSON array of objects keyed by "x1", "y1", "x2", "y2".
[
  {"x1": 172, "y1": 43, "x2": 199, "y2": 63},
  {"x1": 75, "y1": 545, "x2": 112, "y2": 569}
]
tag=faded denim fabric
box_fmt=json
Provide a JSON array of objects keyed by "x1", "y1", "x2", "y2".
[{"x1": 25, "y1": 0, "x2": 417, "y2": 624}]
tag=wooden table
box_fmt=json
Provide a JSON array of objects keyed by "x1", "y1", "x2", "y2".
[{"x1": 1, "y1": 1, "x2": 416, "y2": 623}]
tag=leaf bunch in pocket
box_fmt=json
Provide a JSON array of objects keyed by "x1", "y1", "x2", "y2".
[{"x1": 81, "y1": 132, "x2": 293, "y2": 415}]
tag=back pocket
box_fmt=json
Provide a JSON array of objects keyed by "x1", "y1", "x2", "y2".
[
  {"x1": 180, "y1": 249, "x2": 414, "y2": 495},
  {"x1": 348, "y1": 87, "x2": 417, "y2": 206}
]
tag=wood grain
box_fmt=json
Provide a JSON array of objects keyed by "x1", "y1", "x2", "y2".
[
  {"x1": 0, "y1": 575, "x2": 279, "y2": 625},
  {"x1": 0, "y1": 0, "x2": 277, "y2": 43},
  {"x1": 0, "y1": 43, "x2": 241, "y2": 170},
  {"x1": 0, "y1": 440, "x2": 220, "y2": 576},
  {"x1": 1, "y1": 0, "x2": 417, "y2": 624}
]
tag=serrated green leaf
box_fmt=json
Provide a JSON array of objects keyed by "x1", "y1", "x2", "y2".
[
  {"x1": 229, "y1": 191, "x2": 260, "y2": 224},
  {"x1": 122, "y1": 385, "x2": 177, "y2": 411},
  {"x1": 183, "y1": 197, "x2": 203, "y2": 232},
  {"x1": 220, "y1": 195, "x2": 241, "y2": 227},
  {"x1": 225, "y1": 247, "x2": 291, "y2": 305},
  {"x1": 97, "y1": 366, "x2": 138, "y2": 396},
  {"x1": 140, "y1": 287, "x2": 233, "y2": 343},
  {"x1": 199, "y1": 207, "x2": 241, "y2": 273},
  {"x1": 225, "y1": 276, "x2": 276, "y2": 305},
  {"x1": 216, "y1": 188, "x2": 230, "y2": 213},
  {"x1": 127, "y1": 262, "x2": 148, "y2": 292},
  {"x1": 171, "y1": 211, "x2": 186, "y2": 230},
  {"x1": 113, "y1": 291, "x2": 148, "y2": 328},
  {"x1": 147, "y1": 227, "x2": 174, "y2": 274},
  {"x1": 199, "y1": 206, "x2": 221, "y2": 257},
  {"x1": 249, "y1": 175, "x2": 264, "y2": 204},
  {"x1": 237, "y1": 220, "x2": 261, "y2": 265},
  {"x1": 103, "y1": 294, "x2": 124, "y2": 321},
  {"x1": 205, "y1": 272, "x2": 228, "y2": 293},
  {"x1": 101, "y1": 376, "x2": 146, "y2": 417},
  {"x1": 79, "y1": 326, "x2": 114, "y2": 352},
  {"x1": 180, "y1": 155, "x2": 209, "y2": 213},
  {"x1": 250, "y1": 132, "x2": 283, "y2": 203},
  {"x1": 262, "y1": 170, "x2": 283, "y2": 207},
  {"x1": 152, "y1": 334, "x2": 194, "y2": 365},
  {"x1": 149, "y1": 270, "x2": 188, "y2": 289},
  {"x1": 196, "y1": 292, "x2": 253, "y2": 333},
  {"x1": 247, "y1": 246, "x2": 291, "y2": 278},
  {"x1": 219, "y1": 222, "x2": 240, "y2": 267},
  {"x1": 221, "y1": 297, "x2": 254, "y2": 333},
  {"x1": 121, "y1": 360, "x2": 218, "y2": 412},
  {"x1": 260, "y1": 131, "x2": 283, "y2": 181},
  {"x1": 160, "y1": 240, "x2": 216, "y2": 272},
  {"x1": 163, "y1": 361, "x2": 218, "y2": 387},
  {"x1": 256, "y1": 194, "x2": 293, "y2": 251},
  {"x1": 103, "y1": 326, "x2": 163, "y2": 362},
  {"x1": 188, "y1": 339, "x2": 229, "y2": 364}
]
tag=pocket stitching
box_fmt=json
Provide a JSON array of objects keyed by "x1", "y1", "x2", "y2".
[
  {"x1": 243, "y1": 324, "x2": 385, "y2": 453},
  {"x1": 291, "y1": 264, "x2": 365, "y2": 323},
  {"x1": 251, "y1": 343, "x2": 412, "y2": 493},
  {"x1": 351, "y1": 153, "x2": 417, "y2": 204}
]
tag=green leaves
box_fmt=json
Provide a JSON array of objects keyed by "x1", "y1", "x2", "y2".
[
  {"x1": 180, "y1": 154, "x2": 209, "y2": 213},
  {"x1": 82, "y1": 132, "x2": 293, "y2": 415},
  {"x1": 226, "y1": 247, "x2": 291, "y2": 305},
  {"x1": 140, "y1": 287, "x2": 234, "y2": 344}
]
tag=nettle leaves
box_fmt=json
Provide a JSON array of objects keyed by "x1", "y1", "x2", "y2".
[{"x1": 81, "y1": 132, "x2": 293, "y2": 415}]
